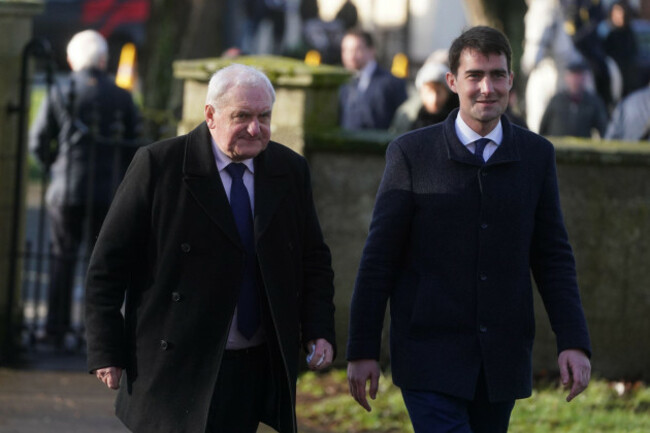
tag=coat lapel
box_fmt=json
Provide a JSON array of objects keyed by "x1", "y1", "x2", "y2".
[
  {"x1": 253, "y1": 142, "x2": 290, "y2": 243},
  {"x1": 484, "y1": 116, "x2": 521, "y2": 166},
  {"x1": 182, "y1": 123, "x2": 242, "y2": 249}
]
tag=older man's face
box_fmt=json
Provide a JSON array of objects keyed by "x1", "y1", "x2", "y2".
[{"x1": 205, "y1": 84, "x2": 273, "y2": 161}]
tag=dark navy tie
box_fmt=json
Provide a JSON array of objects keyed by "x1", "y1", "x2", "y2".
[
  {"x1": 225, "y1": 163, "x2": 260, "y2": 339},
  {"x1": 473, "y1": 138, "x2": 491, "y2": 162}
]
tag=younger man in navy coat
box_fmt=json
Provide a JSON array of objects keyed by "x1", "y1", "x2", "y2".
[{"x1": 347, "y1": 26, "x2": 591, "y2": 433}]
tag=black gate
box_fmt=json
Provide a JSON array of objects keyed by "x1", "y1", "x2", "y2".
[{"x1": 5, "y1": 38, "x2": 145, "y2": 356}]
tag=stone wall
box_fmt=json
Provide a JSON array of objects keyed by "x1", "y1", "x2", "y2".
[
  {"x1": 308, "y1": 134, "x2": 650, "y2": 381},
  {"x1": 0, "y1": 0, "x2": 43, "y2": 357},
  {"x1": 173, "y1": 55, "x2": 350, "y2": 155}
]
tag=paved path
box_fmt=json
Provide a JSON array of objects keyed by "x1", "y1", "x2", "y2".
[{"x1": 0, "y1": 350, "x2": 318, "y2": 433}]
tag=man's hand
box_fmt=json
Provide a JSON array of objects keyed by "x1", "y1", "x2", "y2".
[
  {"x1": 95, "y1": 366, "x2": 122, "y2": 390},
  {"x1": 558, "y1": 349, "x2": 591, "y2": 402},
  {"x1": 306, "y1": 339, "x2": 333, "y2": 370},
  {"x1": 347, "y1": 359, "x2": 380, "y2": 412}
]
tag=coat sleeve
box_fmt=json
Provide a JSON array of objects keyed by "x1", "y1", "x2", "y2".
[
  {"x1": 530, "y1": 146, "x2": 592, "y2": 357},
  {"x1": 298, "y1": 158, "x2": 337, "y2": 354},
  {"x1": 85, "y1": 146, "x2": 155, "y2": 372},
  {"x1": 347, "y1": 140, "x2": 414, "y2": 360}
]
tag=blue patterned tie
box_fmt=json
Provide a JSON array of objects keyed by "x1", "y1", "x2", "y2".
[
  {"x1": 474, "y1": 138, "x2": 491, "y2": 162},
  {"x1": 225, "y1": 163, "x2": 260, "y2": 339}
]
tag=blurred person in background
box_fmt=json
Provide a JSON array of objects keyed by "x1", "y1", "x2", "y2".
[
  {"x1": 29, "y1": 29, "x2": 140, "y2": 346},
  {"x1": 301, "y1": 0, "x2": 358, "y2": 65},
  {"x1": 339, "y1": 29, "x2": 407, "y2": 130},
  {"x1": 242, "y1": 0, "x2": 287, "y2": 54},
  {"x1": 410, "y1": 61, "x2": 459, "y2": 130},
  {"x1": 605, "y1": 80, "x2": 650, "y2": 140},
  {"x1": 601, "y1": 0, "x2": 640, "y2": 97},
  {"x1": 539, "y1": 57, "x2": 608, "y2": 137}
]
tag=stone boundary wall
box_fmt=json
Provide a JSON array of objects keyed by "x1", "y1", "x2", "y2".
[{"x1": 307, "y1": 133, "x2": 650, "y2": 381}]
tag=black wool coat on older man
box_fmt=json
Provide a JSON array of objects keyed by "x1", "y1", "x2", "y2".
[
  {"x1": 85, "y1": 122, "x2": 336, "y2": 433},
  {"x1": 347, "y1": 110, "x2": 591, "y2": 402}
]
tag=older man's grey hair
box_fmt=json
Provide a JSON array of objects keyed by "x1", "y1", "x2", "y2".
[
  {"x1": 205, "y1": 64, "x2": 276, "y2": 111},
  {"x1": 67, "y1": 30, "x2": 109, "y2": 71}
]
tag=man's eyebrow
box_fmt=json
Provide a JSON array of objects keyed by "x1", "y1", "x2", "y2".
[{"x1": 464, "y1": 68, "x2": 508, "y2": 75}]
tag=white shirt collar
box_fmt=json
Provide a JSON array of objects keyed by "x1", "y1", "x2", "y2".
[
  {"x1": 212, "y1": 137, "x2": 255, "y2": 174},
  {"x1": 455, "y1": 114, "x2": 503, "y2": 147},
  {"x1": 358, "y1": 60, "x2": 377, "y2": 92}
]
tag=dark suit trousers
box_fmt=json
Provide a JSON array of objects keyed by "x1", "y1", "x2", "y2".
[
  {"x1": 206, "y1": 344, "x2": 274, "y2": 433},
  {"x1": 401, "y1": 368, "x2": 515, "y2": 433},
  {"x1": 46, "y1": 204, "x2": 108, "y2": 337}
]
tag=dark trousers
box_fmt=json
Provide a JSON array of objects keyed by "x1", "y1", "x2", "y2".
[
  {"x1": 46, "y1": 204, "x2": 108, "y2": 337},
  {"x1": 401, "y1": 369, "x2": 515, "y2": 433},
  {"x1": 206, "y1": 344, "x2": 272, "y2": 433}
]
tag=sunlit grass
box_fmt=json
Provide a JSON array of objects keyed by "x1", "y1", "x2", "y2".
[{"x1": 296, "y1": 370, "x2": 650, "y2": 433}]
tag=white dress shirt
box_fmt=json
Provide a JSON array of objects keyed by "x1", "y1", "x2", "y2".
[
  {"x1": 454, "y1": 114, "x2": 503, "y2": 161},
  {"x1": 357, "y1": 60, "x2": 377, "y2": 93}
]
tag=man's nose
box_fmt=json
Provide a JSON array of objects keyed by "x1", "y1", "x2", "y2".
[
  {"x1": 247, "y1": 118, "x2": 260, "y2": 136},
  {"x1": 480, "y1": 77, "x2": 494, "y2": 94}
]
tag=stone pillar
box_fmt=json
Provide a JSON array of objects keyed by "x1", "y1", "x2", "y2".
[
  {"x1": 172, "y1": 56, "x2": 350, "y2": 155},
  {"x1": 0, "y1": 0, "x2": 44, "y2": 357}
]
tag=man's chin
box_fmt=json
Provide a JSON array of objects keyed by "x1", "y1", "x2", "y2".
[{"x1": 232, "y1": 142, "x2": 267, "y2": 161}]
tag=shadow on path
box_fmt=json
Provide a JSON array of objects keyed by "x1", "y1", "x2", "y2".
[{"x1": 0, "y1": 350, "x2": 323, "y2": 433}]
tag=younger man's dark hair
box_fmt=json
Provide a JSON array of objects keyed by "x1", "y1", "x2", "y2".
[{"x1": 448, "y1": 26, "x2": 512, "y2": 75}]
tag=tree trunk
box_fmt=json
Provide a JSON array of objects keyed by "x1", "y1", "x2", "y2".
[
  {"x1": 140, "y1": 0, "x2": 228, "y2": 132},
  {"x1": 463, "y1": 0, "x2": 527, "y2": 75}
]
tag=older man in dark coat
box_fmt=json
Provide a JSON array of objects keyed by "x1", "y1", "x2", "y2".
[
  {"x1": 86, "y1": 64, "x2": 336, "y2": 433},
  {"x1": 347, "y1": 26, "x2": 591, "y2": 433}
]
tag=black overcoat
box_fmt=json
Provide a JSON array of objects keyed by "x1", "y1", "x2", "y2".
[
  {"x1": 347, "y1": 110, "x2": 591, "y2": 402},
  {"x1": 85, "y1": 122, "x2": 336, "y2": 432}
]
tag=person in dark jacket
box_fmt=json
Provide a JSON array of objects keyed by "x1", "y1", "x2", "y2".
[
  {"x1": 339, "y1": 29, "x2": 407, "y2": 130},
  {"x1": 539, "y1": 58, "x2": 609, "y2": 138},
  {"x1": 605, "y1": 82, "x2": 650, "y2": 140},
  {"x1": 602, "y1": 1, "x2": 640, "y2": 97},
  {"x1": 29, "y1": 30, "x2": 139, "y2": 344},
  {"x1": 347, "y1": 26, "x2": 591, "y2": 433},
  {"x1": 86, "y1": 64, "x2": 336, "y2": 433},
  {"x1": 410, "y1": 60, "x2": 459, "y2": 131}
]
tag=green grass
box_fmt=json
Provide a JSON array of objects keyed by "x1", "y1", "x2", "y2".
[
  {"x1": 28, "y1": 87, "x2": 46, "y2": 180},
  {"x1": 296, "y1": 370, "x2": 650, "y2": 433}
]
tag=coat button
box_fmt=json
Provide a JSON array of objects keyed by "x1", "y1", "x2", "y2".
[
  {"x1": 160, "y1": 340, "x2": 169, "y2": 350},
  {"x1": 480, "y1": 223, "x2": 488, "y2": 229},
  {"x1": 181, "y1": 243, "x2": 191, "y2": 253},
  {"x1": 480, "y1": 273, "x2": 488, "y2": 281},
  {"x1": 481, "y1": 171, "x2": 488, "y2": 177},
  {"x1": 479, "y1": 325, "x2": 488, "y2": 333},
  {"x1": 288, "y1": 242, "x2": 293, "y2": 251},
  {"x1": 171, "y1": 292, "x2": 182, "y2": 302}
]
